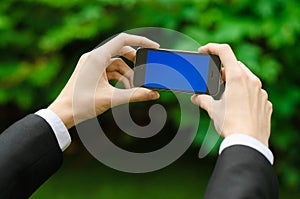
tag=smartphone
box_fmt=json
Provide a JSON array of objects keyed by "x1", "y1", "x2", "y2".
[{"x1": 134, "y1": 48, "x2": 221, "y2": 95}]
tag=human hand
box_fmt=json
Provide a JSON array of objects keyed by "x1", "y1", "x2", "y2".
[
  {"x1": 48, "y1": 33, "x2": 160, "y2": 129},
  {"x1": 191, "y1": 44, "x2": 272, "y2": 147}
]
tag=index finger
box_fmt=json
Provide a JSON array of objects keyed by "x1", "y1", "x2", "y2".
[
  {"x1": 100, "y1": 33, "x2": 160, "y2": 57},
  {"x1": 118, "y1": 46, "x2": 136, "y2": 62},
  {"x1": 198, "y1": 43, "x2": 241, "y2": 80}
]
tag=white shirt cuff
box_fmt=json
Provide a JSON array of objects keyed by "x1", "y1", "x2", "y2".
[
  {"x1": 219, "y1": 134, "x2": 274, "y2": 165},
  {"x1": 35, "y1": 109, "x2": 71, "y2": 151}
]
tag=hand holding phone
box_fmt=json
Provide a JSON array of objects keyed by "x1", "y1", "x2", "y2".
[
  {"x1": 134, "y1": 48, "x2": 221, "y2": 95},
  {"x1": 192, "y1": 43, "x2": 272, "y2": 147}
]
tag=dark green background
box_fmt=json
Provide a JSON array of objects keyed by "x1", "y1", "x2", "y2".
[{"x1": 0, "y1": 0, "x2": 299, "y2": 198}]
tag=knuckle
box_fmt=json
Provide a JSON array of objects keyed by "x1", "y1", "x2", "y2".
[
  {"x1": 203, "y1": 43, "x2": 214, "y2": 49},
  {"x1": 267, "y1": 100, "x2": 273, "y2": 109},
  {"x1": 121, "y1": 46, "x2": 133, "y2": 54},
  {"x1": 251, "y1": 77, "x2": 262, "y2": 88},
  {"x1": 257, "y1": 79, "x2": 263, "y2": 88},
  {"x1": 229, "y1": 68, "x2": 244, "y2": 82},
  {"x1": 118, "y1": 32, "x2": 128, "y2": 38},
  {"x1": 80, "y1": 52, "x2": 89, "y2": 60},
  {"x1": 113, "y1": 58, "x2": 123, "y2": 66},
  {"x1": 111, "y1": 72, "x2": 119, "y2": 80},
  {"x1": 79, "y1": 52, "x2": 91, "y2": 63},
  {"x1": 267, "y1": 101, "x2": 273, "y2": 113},
  {"x1": 205, "y1": 43, "x2": 217, "y2": 49},
  {"x1": 118, "y1": 33, "x2": 129, "y2": 44},
  {"x1": 270, "y1": 101, "x2": 273, "y2": 107},
  {"x1": 261, "y1": 89, "x2": 269, "y2": 100},
  {"x1": 219, "y1": 43, "x2": 232, "y2": 52}
]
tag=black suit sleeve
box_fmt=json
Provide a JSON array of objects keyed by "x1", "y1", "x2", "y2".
[
  {"x1": 204, "y1": 145, "x2": 278, "y2": 199},
  {"x1": 0, "y1": 114, "x2": 63, "y2": 199}
]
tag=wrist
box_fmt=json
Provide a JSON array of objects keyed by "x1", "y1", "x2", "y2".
[{"x1": 48, "y1": 98, "x2": 74, "y2": 129}]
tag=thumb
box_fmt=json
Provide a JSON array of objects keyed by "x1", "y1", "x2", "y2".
[
  {"x1": 191, "y1": 94, "x2": 214, "y2": 114},
  {"x1": 112, "y1": 88, "x2": 160, "y2": 106}
]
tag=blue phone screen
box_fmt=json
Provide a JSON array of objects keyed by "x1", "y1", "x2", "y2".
[{"x1": 144, "y1": 50, "x2": 210, "y2": 92}]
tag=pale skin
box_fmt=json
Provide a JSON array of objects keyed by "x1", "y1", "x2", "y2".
[
  {"x1": 49, "y1": 34, "x2": 272, "y2": 147},
  {"x1": 191, "y1": 43, "x2": 272, "y2": 147},
  {"x1": 48, "y1": 33, "x2": 160, "y2": 129}
]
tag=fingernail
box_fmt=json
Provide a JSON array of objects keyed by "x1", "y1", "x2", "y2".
[
  {"x1": 150, "y1": 91, "x2": 159, "y2": 99},
  {"x1": 153, "y1": 42, "x2": 160, "y2": 48},
  {"x1": 191, "y1": 95, "x2": 198, "y2": 104}
]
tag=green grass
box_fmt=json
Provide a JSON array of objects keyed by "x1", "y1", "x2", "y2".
[
  {"x1": 31, "y1": 148, "x2": 299, "y2": 199},
  {"x1": 31, "y1": 149, "x2": 211, "y2": 199}
]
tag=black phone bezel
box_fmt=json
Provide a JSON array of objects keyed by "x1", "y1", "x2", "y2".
[{"x1": 133, "y1": 48, "x2": 221, "y2": 95}]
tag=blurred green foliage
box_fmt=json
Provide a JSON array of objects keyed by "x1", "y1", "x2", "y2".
[{"x1": 0, "y1": 0, "x2": 299, "y2": 190}]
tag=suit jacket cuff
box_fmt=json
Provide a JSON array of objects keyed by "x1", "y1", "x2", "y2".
[
  {"x1": 35, "y1": 109, "x2": 71, "y2": 151},
  {"x1": 219, "y1": 133, "x2": 274, "y2": 165}
]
